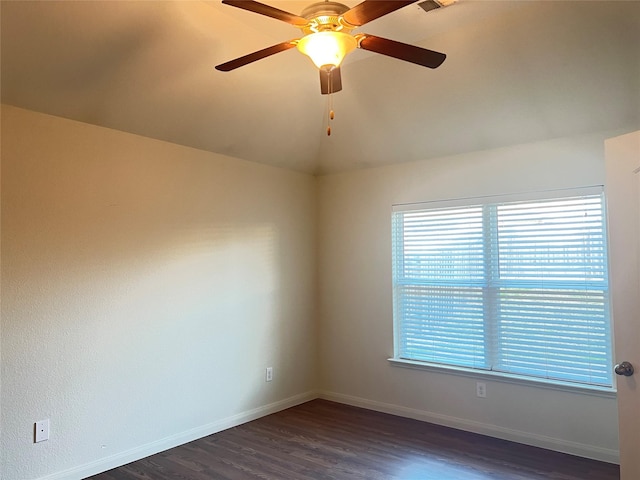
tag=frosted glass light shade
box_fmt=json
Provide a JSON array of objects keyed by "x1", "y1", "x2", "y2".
[{"x1": 297, "y1": 31, "x2": 357, "y2": 69}]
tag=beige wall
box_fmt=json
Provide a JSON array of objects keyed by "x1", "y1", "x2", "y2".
[
  {"x1": 0, "y1": 104, "x2": 623, "y2": 479},
  {"x1": 0, "y1": 105, "x2": 318, "y2": 479},
  {"x1": 317, "y1": 133, "x2": 620, "y2": 462}
]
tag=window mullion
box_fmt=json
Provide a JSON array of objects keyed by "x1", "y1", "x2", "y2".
[{"x1": 483, "y1": 205, "x2": 499, "y2": 370}]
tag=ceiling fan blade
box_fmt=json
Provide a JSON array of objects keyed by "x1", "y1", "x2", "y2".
[
  {"x1": 341, "y1": 0, "x2": 419, "y2": 27},
  {"x1": 215, "y1": 40, "x2": 297, "y2": 71},
  {"x1": 222, "y1": 0, "x2": 308, "y2": 27},
  {"x1": 320, "y1": 67, "x2": 343, "y2": 95},
  {"x1": 358, "y1": 34, "x2": 446, "y2": 68}
]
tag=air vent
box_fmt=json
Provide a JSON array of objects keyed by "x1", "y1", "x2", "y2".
[
  {"x1": 418, "y1": 1, "x2": 441, "y2": 13},
  {"x1": 418, "y1": 0, "x2": 457, "y2": 13}
]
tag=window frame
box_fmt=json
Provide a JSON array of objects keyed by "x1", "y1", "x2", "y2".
[{"x1": 390, "y1": 187, "x2": 615, "y2": 394}]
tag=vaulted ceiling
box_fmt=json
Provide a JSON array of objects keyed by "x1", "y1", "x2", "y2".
[{"x1": 2, "y1": 1, "x2": 639, "y2": 174}]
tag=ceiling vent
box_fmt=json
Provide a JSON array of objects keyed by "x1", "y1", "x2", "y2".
[{"x1": 418, "y1": 0, "x2": 457, "y2": 13}]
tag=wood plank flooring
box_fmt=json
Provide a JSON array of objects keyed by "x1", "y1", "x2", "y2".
[{"x1": 87, "y1": 399, "x2": 619, "y2": 480}]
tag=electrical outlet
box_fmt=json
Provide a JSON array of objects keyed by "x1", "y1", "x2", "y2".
[
  {"x1": 35, "y1": 419, "x2": 50, "y2": 443},
  {"x1": 476, "y1": 382, "x2": 487, "y2": 398},
  {"x1": 266, "y1": 367, "x2": 273, "y2": 382}
]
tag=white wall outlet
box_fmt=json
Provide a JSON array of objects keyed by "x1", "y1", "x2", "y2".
[
  {"x1": 476, "y1": 382, "x2": 487, "y2": 398},
  {"x1": 266, "y1": 367, "x2": 273, "y2": 382},
  {"x1": 34, "y1": 419, "x2": 50, "y2": 443}
]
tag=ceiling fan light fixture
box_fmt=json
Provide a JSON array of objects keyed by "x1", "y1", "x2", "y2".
[{"x1": 296, "y1": 31, "x2": 357, "y2": 69}]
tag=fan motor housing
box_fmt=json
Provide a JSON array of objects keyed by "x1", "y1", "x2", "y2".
[{"x1": 301, "y1": 1, "x2": 352, "y2": 33}]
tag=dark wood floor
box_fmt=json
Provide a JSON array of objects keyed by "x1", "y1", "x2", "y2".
[{"x1": 87, "y1": 399, "x2": 619, "y2": 480}]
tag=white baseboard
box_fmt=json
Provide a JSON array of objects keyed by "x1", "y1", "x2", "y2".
[
  {"x1": 318, "y1": 390, "x2": 620, "y2": 465},
  {"x1": 40, "y1": 391, "x2": 318, "y2": 480}
]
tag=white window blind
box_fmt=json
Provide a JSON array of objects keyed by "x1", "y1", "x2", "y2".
[{"x1": 392, "y1": 189, "x2": 612, "y2": 388}]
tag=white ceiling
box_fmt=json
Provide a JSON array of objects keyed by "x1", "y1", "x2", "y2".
[{"x1": 2, "y1": 0, "x2": 639, "y2": 175}]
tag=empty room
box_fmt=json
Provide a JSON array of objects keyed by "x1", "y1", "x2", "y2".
[{"x1": 1, "y1": 1, "x2": 639, "y2": 479}]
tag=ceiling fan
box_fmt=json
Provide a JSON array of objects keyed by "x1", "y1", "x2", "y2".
[{"x1": 215, "y1": 0, "x2": 448, "y2": 95}]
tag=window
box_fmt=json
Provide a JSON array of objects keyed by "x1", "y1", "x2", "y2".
[{"x1": 391, "y1": 188, "x2": 612, "y2": 388}]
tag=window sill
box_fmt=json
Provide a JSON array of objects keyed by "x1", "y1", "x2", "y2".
[{"x1": 388, "y1": 358, "x2": 617, "y2": 398}]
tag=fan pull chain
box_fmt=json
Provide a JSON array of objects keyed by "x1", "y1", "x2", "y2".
[{"x1": 327, "y1": 71, "x2": 335, "y2": 136}]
